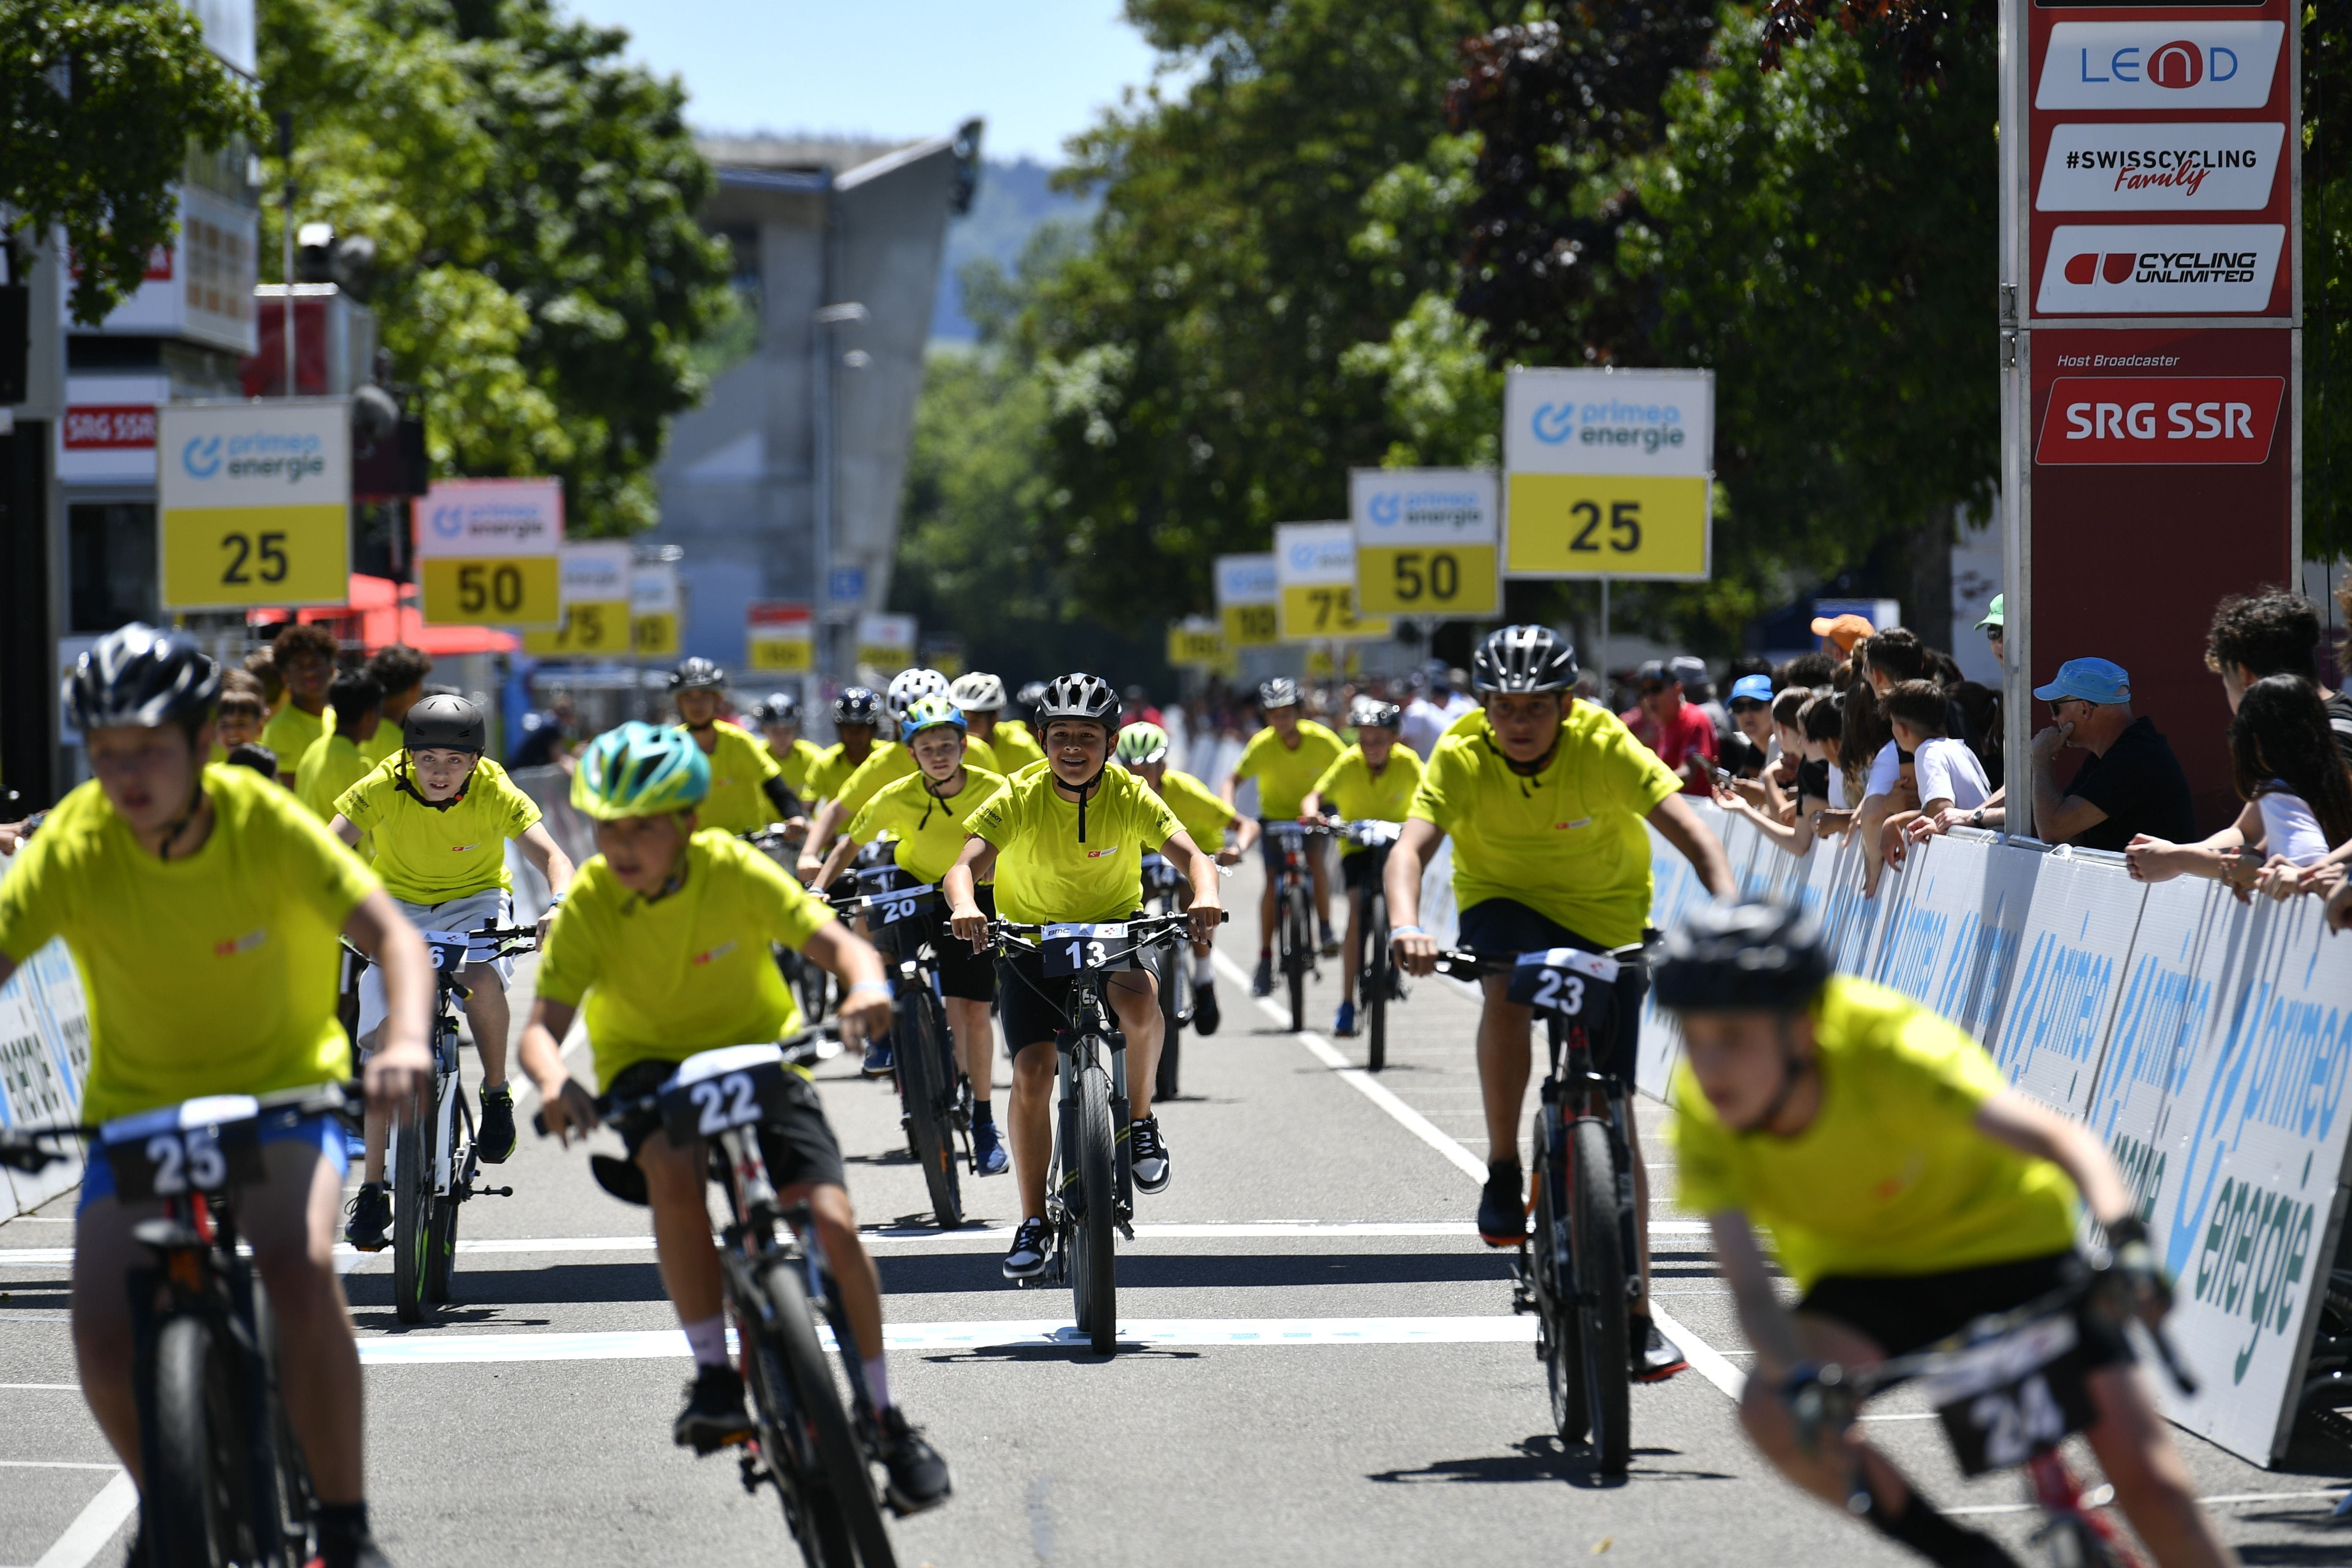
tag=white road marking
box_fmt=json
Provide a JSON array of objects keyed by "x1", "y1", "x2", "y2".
[
  {"x1": 0, "y1": 1383, "x2": 78, "y2": 1391},
  {"x1": 30, "y1": 1469, "x2": 134, "y2": 1568},
  {"x1": 0, "y1": 1460, "x2": 117, "y2": 1470},
  {"x1": 1946, "y1": 1488, "x2": 2348, "y2": 1517}
]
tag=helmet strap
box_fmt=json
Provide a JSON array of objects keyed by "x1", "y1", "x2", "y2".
[
  {"x1": 1054, "y1": 765, "x2": 1106, "y2": 841},
  {"x1": 152, "y1": 780, "x2": 210, "y2": 864}
]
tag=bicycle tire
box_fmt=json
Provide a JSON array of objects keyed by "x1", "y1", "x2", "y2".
[
  {"x1": 150, "y1": 1314, "x2": 250, "y2": 1568},
  {"x1": 761, "y1": 1260, "x2": 898, "y2": 1568},
  {"x1": 901, "y1": 987, "x2": 963, "y2": 1230},
  {"x1": 1570, "y1": 1116, "x2": 1631, "y2": 1473},
  {"x1": 797, "y1": 952, "x2": 832, "y2": 1026},
  {"x1": 1070, "y1": 1063, "x2": 1119, "y2": 1355},
  {"x1": 1531, "y1": 1115, "x2": 1589, "y2": 1445},
  {"x1": 1364, "y1": 888, "x2": 1388, "y2": 1072},
  {"x1": 1153, "y1": 942, "x2": 1182, "y2": 1102},
  {"x1": 250, "y1": 1281, "x2": 314, "y2": 1568},
  {"x1": 390, "y1": 1109, "x2": 430, "y2": 1325},
  {"x1": 742, "y1": 1293, "x2": 858, "y2": 1568},
  {"x1": 1283, "y1": 887, "x2": 1309, "y2": 1034}
]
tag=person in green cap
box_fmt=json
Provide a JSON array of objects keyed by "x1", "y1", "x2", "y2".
[{"x1": 1976, "y1": 593, "x2": 2004, "y2": 668}]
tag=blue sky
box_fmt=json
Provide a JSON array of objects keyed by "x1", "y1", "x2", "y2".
[{"x1": 559, "y1": 1, "x2": 1165, "y2": 163}]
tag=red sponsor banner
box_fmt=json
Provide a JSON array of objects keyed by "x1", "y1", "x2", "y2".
[
  {"x1": 747, "y1": 602, "x2": 813, "y2": 631},
  {"x1": 61, "y1": 405, "x2": 159, "y2": 450},
  {"x1": 2034, "y1": 375, "x2": 2283, "y2": 465}
]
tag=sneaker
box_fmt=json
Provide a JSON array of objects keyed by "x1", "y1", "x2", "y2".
[
  {"x1": 1250, "y1": 954, "x2": 1274, "y2": 997},
  {"x1": 1192, "y1": 983, "x2": 1220, "y2": 1036},
  {"x1": 872, "y1": 1405, "x2": 952, "y2": 1514},
  {"x1": 1002, "y1": 1217, "x2": 1051, "y2": 1279},
  {"x1": 1332, "y1": 1000, "x2": 1358, "y2": 1037},
  {"x1": 861, "y1": 1039, "x2": 895, "y2": 1078},
  {"x1": 672, "y1": 1363, "x2": 754, "y2": 1452},
  {"x1": 1476, "y1": 1162, "x2": 1527, "y2": 1247},
  {"x1": 476, "y1": 1084, "x2": 517, "y2": 1164},
  {"x1": 1319, "y1": 925, "x2": 1341, "y2": 958},
  {"x1": 1129, "y1": 1116, "x2": 1171, "y2": 1195},
  {"x1": 973, "y1": 1120, "x2": 1009, "y2": 1176},
  {"x1": 1631, "y1": 1317, "x2": 1690, "y2": 1383},
  {"x1": 343, "y1": 1183, "x2": 391, "y2": 1252}
]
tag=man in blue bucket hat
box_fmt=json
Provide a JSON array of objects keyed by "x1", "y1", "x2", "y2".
[{"x1": 2027, "y1": 658, "x2": 2194, "y2": 851}]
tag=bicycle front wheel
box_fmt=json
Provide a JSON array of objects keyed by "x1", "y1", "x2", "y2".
[
  {"x1": 150, "y1": 1314, "x2": 254, "y2": 1568},
  {"x1": 1282, "y1": 887, "x2": 1309, "y2": 1034},
  {"x1": 1069, "y1": 1063, "x2": 1119, "y2": 1355},
  {"x1": 390, "y1": 1109, "x2": 431, "y2": 1324},
  {"x1": 901, "y1": 987, "x2": 963, "y2": 1230},
  {"x1": 1364, "y1": 888, "x2": 1388, "y2": 1072},
  {"x1": 757, "y1": 1261, "x2": 897, "y2": 1568},
  {"x1": 1570, "y1": 1116, "x2": 1631, "y2": 1474},
  {"x1": 1532, "y1": 1117, "x2": 1587, "y2": 1444}
]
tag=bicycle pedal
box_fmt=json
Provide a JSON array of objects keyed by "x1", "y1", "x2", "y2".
[
  {"x1": 472, "y1": 1184, "x2": 514, "y2": 1198},
  {"x1": 1117, "y1": 1220, "x2": 1135, "y2": 1242},
  {"x1": 736, "y1": 1452, "x2": 765, "y2": 1495}
]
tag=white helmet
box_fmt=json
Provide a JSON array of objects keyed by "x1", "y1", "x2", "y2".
[
  {"x1": 885, "y1": 667, "x2": 950, "y2": 721},
  {"x1": 950, "y1": 671, "x2": 1006, "y2": 712}
]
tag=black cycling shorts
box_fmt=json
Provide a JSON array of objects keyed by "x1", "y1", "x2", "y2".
[
  {"x1": 1798, "y1": 1250, "x2": 2133, "y2": 1367},
  {"x1": 1339, "y1": 849, "x2": 1385, "y2": 893},
  {"x1": 1456, "y1": 897, "x2": 1647, "y2": 1083},
  {"x1": 995, "y1": 917, "x2": 1149, "y2": 1054},
  {"x1": 932, "y1": 884, "x2": 996, "y2": 1003},
  {"x1": 605, "y1": 1058, "x2": 847, "y2": 1194}
]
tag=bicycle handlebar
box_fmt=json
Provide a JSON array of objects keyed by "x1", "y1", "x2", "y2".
[
  {"x1": 528, "y1": 1024, "x2": 842, "y2": 1140},
  {"x1": 985, "y1": 909, "x2": 1220, "y2": 955},
  {"x1": 0, "y1": 1081, "x2": 361, "y2": 1173}
]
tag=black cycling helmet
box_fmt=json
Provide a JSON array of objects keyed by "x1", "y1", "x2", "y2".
[
  {"x1": 1652, "y1": 900, "x2": 1834, "y2": 1015},
  {"x1": 68, "y1": 623, "x2": 221, "y2": 733},
  {"x1": 1472, "y1": 625, "x2": 1577, "y2": 694},
  {"x1": 669, "y1": 656, "x2": 727, "y2": 691},
  {"x1": 1258, "y1": 677, "x2": 1300, "y2": 711},
  {"x1": 1034, "y1": 672, "x2": 1119, "y2": 731},
  {"x1": 831, "y1": 686, "x2": 882, "y2": 728},
  {"x1": 750, "y1": 691, "x2": 801, "y2": 725},
  {"x1": 403, "y1": 693, "x2": 487, "y2": 755}
]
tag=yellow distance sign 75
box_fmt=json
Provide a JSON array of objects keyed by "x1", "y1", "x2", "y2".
[
  {"x1": 162, "y1": 504, "x2": 348, "y2": 611},
  {"x1": 1356, "y1": 544, "x2": 1499, "y2": 615},
  {"x1": 522, "y1": 600, "x2": 632, "y2": 657},
  {"x1": 421, "y1": 555, "x2": 562, "y2": 627},
  {"x1": 1279, "y1": 584, "x2": 1390, "y2": 642},
  {"x1": 1504, "y1": 474, "x2": 1711, "y2": 580}
]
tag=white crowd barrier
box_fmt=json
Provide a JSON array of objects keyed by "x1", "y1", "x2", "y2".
[{"x1": 0, "y1": 845, "x2": 93, "y2": 1219}]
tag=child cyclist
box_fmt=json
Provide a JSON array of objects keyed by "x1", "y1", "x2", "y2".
[
  {"x1": 670, "y1": 657, "x2": 798, "y2": 835},
  {"x1": 813, "y1": 694, "x2": 1013, "y2": 1175},
  {"x1": 1221, "y1": 676, "x2": 1345, "y2": 993},
  {"x1": 1114, "y1": 720, "x2": 1257, "y2": 1035},
  {"x1": 942, "y1": 675, "x2": 1224, "y2": 1281},
  {"x1": 330, "y1": 695, "x2": 575, "y2": 1248},
  {"x1": 1299, "y1": 694, "x2": 1421, "y2": 1038},
  {"x1": 520, "y1": 723, "x2": 951, "y2": 1510},
  {"x1": 1658, "y1": 901, "x2": 2235, "y2": 1568}
]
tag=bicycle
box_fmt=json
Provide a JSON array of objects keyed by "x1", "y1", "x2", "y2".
[
  {"x1": 1331, "y1": 819, "x2": 1403, "y2": 1070},
  {"x1": 829, "y1": 877, "x2": 968, "y2": 1230},
  {"x1": 746, "y1": 823, "x2": 831, "y2": 1025},
  {"x1": 991, "y1": 910, "x2": 1209, "y2": 1355},
  {"x1": 1263, "y1": 821, "x2": 1329, "y2": 1034},
  {"x1": 1139, "y1": 852, "x2": 1192, "y2": 1100},
  {"x1": 1790, "y1": 1258, "x2": 2202, "y2": 1567},
  {"x1": 534, "y1": 1028, "x2": 903, "y2": 1568},
  {"x1": 0, "y1": 1083, "x2": 356, "y2": 1568},
  {"x1": 1433, "y1": 942, "x2": 1647, "y2": 1475}
]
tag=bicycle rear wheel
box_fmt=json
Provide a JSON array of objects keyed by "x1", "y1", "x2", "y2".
[
  {"x1": 1152, "y1": 942, "x2": 1182, "y2": 1102},
  {"x1": 760, "y1": 1261, "x2": 897, "y2": 1568},
  {"x1": 900, "y1": 987, "x2": 963, "y2": 1230},
  {"x1": 250, "y1": 1281, "x2": 314, "y2": 1568},
  {"x1": 1282, "y1": 886, "x2": 1309, "y2": 1034},
  {"x1": 150, "y1": 1314, "x2": 254, "y2": 1568},
  {"x1": 1068, "y1": 1063, "x2": 1119, "y2": 1355},
  {"x1": 1364, "y1": 887, "x2": 1389, "y2": 1072},
  {"x1": 1570, "y1": 1116, "x2": 1631, "y2": 1474},
  {"x1": 390, "y1": 1107, "x2": 432, "y2": 1325}
]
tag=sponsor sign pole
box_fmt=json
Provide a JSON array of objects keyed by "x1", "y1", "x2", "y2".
[
  {"x1": 1213, "y1": 553, "x2": 1281, "y2": 653},
  {"x1": 414, "y1": 478, "x2": 565, "y2": 629},
  {"x1": 157, "y1": 399, "x2": 352, "y2": 611},
  {"x1": 2005, "y1": 0, "x2": 2298, "y2": 835}
]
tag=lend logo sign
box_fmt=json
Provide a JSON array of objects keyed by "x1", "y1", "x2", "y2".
[
  {"x1": 2035, "y1": 377, "x2": 2284, "y2": 466},
  {"x1": 2035, "y1": 22, "x2": 2284, "y2": 111},
  {"x1": 2035, "y1": 223, "x2": 2282, "y2": 314}
]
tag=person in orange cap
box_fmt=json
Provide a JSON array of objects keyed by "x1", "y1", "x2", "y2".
[{"x1": 1810, "y1": 612, "x2": 1875, "y2": 657}]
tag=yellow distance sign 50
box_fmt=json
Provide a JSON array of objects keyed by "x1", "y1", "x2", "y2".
[
  {"x1": 522, "y1": 600, "x2": 632, "y2": 657},
  {"x1": 1356, "y1": 544, "x2": 1499, "y2": 615},
  {"x1": 162, "y1": 504, "x2": 348, "y2": 611},
  {"x1": 1504, "y1": 474, "x2": 1710, "y2": 580},
  {"x1": 1279, "y1": 584, "x2": 1390, "y2": 642},
  {"x1": 420, "y1": 555, "x2": 562, "y2": 627}
]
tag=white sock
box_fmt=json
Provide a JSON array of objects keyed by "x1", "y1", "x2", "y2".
[
  {"x1": 683, "y1": 1314, "x2": 728, "y2": 1369},
  {"x1": 863, "y1": 1353, "x2": 892, "y2": 1411}
]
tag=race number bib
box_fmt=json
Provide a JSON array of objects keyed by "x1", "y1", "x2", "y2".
[
  {"x1": 100, "y1": 1094, "x2": 268, "y2": 1202},
  {"x1": 659, "y1": 1044, "x2": 800, "y2": 1146},
  {"x1": 1506, "y1": 947, "x2": 1622, "y2": 1029},
  {"x1": 871, "y1": 883, "x2": 936, "y2": 926},
  {"x1": 1041, "y1": 922, "x2": 1135, "y2": 977},
  {"x1": 419, "y1": 928, "x2": 475, "y2": 974},
  {"x1": 1919, "y1": 1312, "x2": 2096, "y2": 1476}
]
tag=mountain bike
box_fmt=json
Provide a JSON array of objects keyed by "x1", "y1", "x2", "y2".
[
  {"x1": 830, "y1": 877, "x2": 968, "y2": 1230},
  {"x1": 1791, "y1": 1257, "x2": 2202, "y2": 1567},
  {"x1": 388, "y1": 921, "x2": 532, "y2": 1323},
  {"x1": 1, "y1": 1084, "x2": 357, "y2": 1568},
  {"x1": 1139, "y1": 852, "x2": 1192, "y2": 1100},
  {"x1": 536, "y1": 1029, "x2": 900, "y2": 1568},
  {"x1": 992, "y1": 911, "x2": 1206, "y2": 1354},
  {"x1": 1332, "y1": 819, "x2": 1402, "y2": 1070},
  {"x1": 1263, "y1": 821, "x2": 1328, "y2": 1034},
  {"x1": 1435, "y1": 942, "x2": 1647, "y2": 1475},
  {"x1": 746, "y1": 823, "x2": 830, "y2": 1024}
]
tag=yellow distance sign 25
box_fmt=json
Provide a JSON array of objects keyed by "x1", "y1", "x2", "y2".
[
  {"x1": 162, "y1": 504, "x2": 348, "y2": 610},
  {"x1": 1356, "y1": 544, "x2": 1499, "y2": 615},
  {"x1": 632, "y1": 611, "x2": 680, "y2": 659},
  {"x1": 522, "y1": 600, "x2": 632, "y2": 657},
  {"x1": 1504, "y1": 474, "x2": 1711, "y2": 580},
  {"x1": 1279, "y1": 584, "x2": 1390, "y2": 642},
  {"x1": 420, "y1": 555, "x2": 562, "y2": 627},
  {"x1": 1221, "y1": 603, "x2": 1279, "y2": 648}
]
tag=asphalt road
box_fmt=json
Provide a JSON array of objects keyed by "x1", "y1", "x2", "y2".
[{"x1": 6, "y1": 859, "x2": 2351, "y2": 1567}]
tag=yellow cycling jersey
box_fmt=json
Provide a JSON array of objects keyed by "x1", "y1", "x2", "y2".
[
  {"x1": 295, "y1": 732, "x2": 375, "y2": 828},
  {"x1": 260, "y1": 702, "x2": 331, "y2": 774},
  {"x1": 967, "y1": 761, "x2": 1184, "y2": 925},
  {"x1": 801, "y1": 741, "x2": 874, "y2": 803},
  {"x1": 1671, "y1": 978, "x2": 2080, "y2": 1290},
  {"x1": 832, "y1": 735, "x2": 1001, "y2": 819},
  {"x1": 0, "y1": 764, "x2": 378, "y2": 1123},
  {"x1": 1310, "y1": 745, "x2": 1423, "y2": 855},
  {"x1": 984, "y1": 719, "x2": 1046, "y2": 773},
  {"x1": 1232, "y1": 721, "x2": 1345, "y2": 819},
  {"x1": 334, "y1": 753, "x2": 540, "y2": 904},
  {"x1": 1151, "y1": 767, "x2": 1237, "y2": 854},
  {"x1": 847, "y1": 767, "x2": 1008, "y2": 885},
  {"x1": 683, "y1": 720, "x2": 782, "y2": 836},
  {"x1": 1409, "y1": 705, "x2": 1677, "y2": 949},
  {"x1": 536, "y1": 830, "x2": 836, "y2": 1090},
  {"x1": 359, "y1": 724, "x2": 404, "y2": 769},
  {"x1": 764, "y1": 735, "x2": 825, "y2": 795}
]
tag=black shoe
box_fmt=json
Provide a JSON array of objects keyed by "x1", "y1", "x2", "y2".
[
  {"x1": 872, "y1": 1405, "x2": 952, "y2": 1514},
  {"x1": 1002, "y1": 1217, "x2": 1051, "y2": 1279},
  {"x1": 1129, "y1": 1116, "x2": 1171, "y2": 1194},
  {"x1": 343, "y1": 1182, "x2": 391, "y2": 1252},
  {"x1": 1476, "y1": 1162, "x2": 1526, "y2": 1247},
  {"x1": 476, "y1": 1084, "x2": 517, "y2": 1163},
  {"x1": 323, "y1": 1541, "x2": 396, "y2": 1568},
  {"x1": 1192, "y1": 983, "x2": 1220, "y2": 1036},
  {"x1": 1250, "y1": 954, "x2": 1273, "y2": 996},
  {"x1": 673, "y1": 1364, "x2": 754, "y2": 1452},
  {"x1": 1631, "y1": 1317, "x2": 1689, "y2": 1383}
]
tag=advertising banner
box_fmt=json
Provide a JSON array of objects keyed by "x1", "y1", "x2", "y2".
[
  {"x1": 1213, "y1": 552, "x2": 1280, "y2": 648},
  {"x1": 158, "y1": 399, "x2": 351, "y2": 610},
  {"x1": 631, "y1": 563, "x2": 681, "y2": 659},
  {"x1": 521, "y1": 542, "x2": 634, "y2": 658},
  {"x1": 748, "y1": 602, "x2": 816, "y2": 673},
  {"x1": 1274, "y1": 523, "x2": 1391, "y2": 643},
  {"x1": 416, "y1": 477, "x2": 564, "y2": 629},
  {"x1": 855, "y1": 612, "x2": 917, "y2": 671},
  {"x1": 1503, "y1": 368, "x2": 1713, "y2": 581},
  {"x1": 1349, "y1": 468, "x2": 1500, "y2": 616}
]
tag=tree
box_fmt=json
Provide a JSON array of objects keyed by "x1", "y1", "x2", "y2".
[
  {"x1": 2307, "y1": 5, "x2": 2349, "y2": 563},
  {"x1": 0, "y1": 0, "x2": 261, "y2": 324},
  {"x1": 259, "y1": 0, "x2": 732, "y2": 535}
]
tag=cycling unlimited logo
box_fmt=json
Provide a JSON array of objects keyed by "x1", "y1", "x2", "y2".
[{"x1": 2034, "y1": 224, "x2": 2283, "y2": 314}]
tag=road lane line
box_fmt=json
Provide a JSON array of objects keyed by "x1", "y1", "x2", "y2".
[
  {"x1": 1, "y1": 1461, "x2": 117, "y2": 1470},
  {"x1": 0, "y1": 1384, "x2": 79, "y2": 1391},
  {"x1": 31, "y1": 1469, "x2": 134, "y2": 1568},
  {"x1": 1946, "y1": 1488, "x2": 2347, "y2": 1517},
  {"x1": 1210, "y1": 947, "x2": 1750, "y2": 1400}
]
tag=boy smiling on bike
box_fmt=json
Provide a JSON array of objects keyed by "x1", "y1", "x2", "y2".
[
  {"x1": 0, "y1": 625, "x2": 436, "y2": 1568},
  {"x1": 941, "y1": 674, "x2": 1224, "y2": 1281},
  {"x1": 1387, "y1": 625, "x2": 1733, "y2": 1382},
  {"x1": 520, "y1": 722, "x2": 950, "y2": 1511},
  {"x1": 1657, "y1": 901, "x2": 2235, "y2": 1568}
]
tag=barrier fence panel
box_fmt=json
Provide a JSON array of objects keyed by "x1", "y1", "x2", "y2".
[
  {"x1": 0, "y1": 939, "x2": 92, "y2": 1219},
  {"x1": 1987, "y1": 849, "x2": 2146, "y2": 1120}
]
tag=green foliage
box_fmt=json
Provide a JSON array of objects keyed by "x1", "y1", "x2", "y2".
[
  {"x1": 1339, "y1": 291, "x2": 1502, "y2": 469},
  {"x1": 0, "y1": 0, "x2": 261, "y2": 324},
  {"x1": 259, "y1": 0, "x2": 732, "y2": 535},
  {"x1": 2308, "y1": 4, "x2": 2351, "y2": 562}
]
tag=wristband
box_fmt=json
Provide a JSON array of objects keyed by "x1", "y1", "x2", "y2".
[
  {"x1": 849, "y1": 980, "x2": 894, "y2": 999},
  {"x1": 1391, "y1": 925, "x2": 1426, "y2": 938}
]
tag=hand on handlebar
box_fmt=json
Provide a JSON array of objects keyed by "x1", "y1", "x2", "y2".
[
  {"x1": 364, "y1": 1040, "x2": 433, "y2": 1116},
  {"x1": 1391, "y1": 925, "x2": 1440, "y2": 977},
  {"x1": 1185, "y1": 900, "x2": 1225, "y2": 944},
  {"x1": 2101, "y1": 1216, "x2": 2173, "y2": 1324},
  {"x1": 948, "y1": 900, "x2": 990, "y2": 950},
  {"x1": 835, "y1": 983, "x2": 893, "y2": 1047},
  {"x1": 537, "y1": 1076, "x2": 602, "y2": 1147}
]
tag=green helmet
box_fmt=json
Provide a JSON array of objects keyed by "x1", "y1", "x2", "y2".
[
  {"x1": 898, "y1": 693, "x2": 967, "y2": 745},
  {"x1": 572, "y1": 721, "x2": 710, "y2": 821},
  {"x1": 1115, "y1": 721, "x2": 1169, "y2": 767}
]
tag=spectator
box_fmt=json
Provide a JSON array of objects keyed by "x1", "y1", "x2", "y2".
[
  {"x1": 223, "y1": 743, "x2": 278, "y2": 780},
  {"x1": 1775, "y1": 650, "x2": 1837, "y2": 690},
  {"x1": 2135, "y1": 675, "x2": 2352, "y2": 897},
  {"x1": 1810, "y1": 612, "x2": 1874, "y2": 658},
  {"x1": 1727, "y1": 673, "x2": 1777, "y2": 760},
  {"x1": 2202, "y1": 590, "x2": 2352, "y2": 764},
  {"x1": 1838, "y1": 667, "x2": 1901, "y2": 857},
  {"x1": 1977, "y1": 594, "x2": 2004, "y2": 669},
  {"x1": 1122, "y1": 683, "x2": 1164, "y2": 729},
  {"x1": 1400, "y1": 660, "x2": 1475, "y2": 757},
  {"x1": 260, "y1": 622, "x2": 338, "y2": 776},
  {"x1": 365, "y1": 645, "x2": 434, "y2": 767},
  {"x1": 1952, "y1": 680, "x2": 2004, "y2": 793},
  {"x1": 296, "y1": 671, "x2": 383, "y2": 822},
  {"x1": 242, "y1": 646, "x2": 283, "y2": 710},
  {"x1": 1875, "y1": 680, "x2": 1993, "y2": 887},
  {"x1": 2029, "y1": 658, "x2": 2194, "y2": 852},
  {"x1": 1718, "y1": 731, "x2": 1768, "y2": 780},
  {"x1": 1629, "y1": 660, "x2": 1717, "y2": 794},
  {"x1": 1714, "y1": 689, "x2": 1833, "y2": 860},
  {"x1": 1674, "y1": 655, "x2": 1731, "y2": 738}
]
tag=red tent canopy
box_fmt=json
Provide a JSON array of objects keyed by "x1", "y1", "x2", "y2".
[{"x1": 246, "y1": 576, "x2": 519, "y2": 655}]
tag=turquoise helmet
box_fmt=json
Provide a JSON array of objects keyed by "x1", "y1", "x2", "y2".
[{"x1": 572, "y1": 721, "x2": 710, "y2": 820}]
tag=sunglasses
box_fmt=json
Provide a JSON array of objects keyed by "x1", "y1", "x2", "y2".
[{"x1": 1729, "y1": 699, "x2": 1768, "y2": 714}]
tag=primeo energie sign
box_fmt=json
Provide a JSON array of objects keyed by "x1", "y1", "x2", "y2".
[{"x1": 1503, "y1": 368, "x2": 1713, "y2": 582}]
